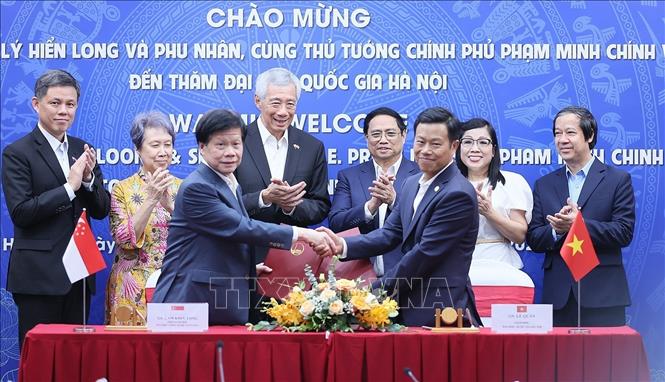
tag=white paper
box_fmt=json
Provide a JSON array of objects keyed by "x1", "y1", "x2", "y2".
[
  {"x1": 147, "y1": 303, "x2": 209, "y2": 332},
  {"x1": 491, "y1": 304, "x2": 553, "y2": 333}
]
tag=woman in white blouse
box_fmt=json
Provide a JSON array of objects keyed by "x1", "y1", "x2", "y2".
[{"x1": 456, "y1": 118, "x2": 533, "y2": 269}]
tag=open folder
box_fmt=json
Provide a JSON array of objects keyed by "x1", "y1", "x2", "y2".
[{"x1": 257, "y1": 227, "x2": 377, "y2": 299}]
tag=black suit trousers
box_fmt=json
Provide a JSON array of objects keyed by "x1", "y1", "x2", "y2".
[{"x1": 12, "y1": 279, "x2": 90, "y2": 350}]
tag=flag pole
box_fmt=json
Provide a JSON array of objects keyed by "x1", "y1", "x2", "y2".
[
  {"x1": 569, "y1": 279, "x2": 590, "y2": 334},
  {"x1": 73, "y1": 208, "x2": 95, "y2": 333},
  {"x1": 74, "y1": 277, "x2": 95, "y2": 333},
  {"x1": 577, "y1": 279, "x2": 581, "y2": 328}
]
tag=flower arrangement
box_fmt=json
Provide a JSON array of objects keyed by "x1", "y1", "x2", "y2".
[{"x1": 250, "y1": 257, "x2": 402, "y2": 332}]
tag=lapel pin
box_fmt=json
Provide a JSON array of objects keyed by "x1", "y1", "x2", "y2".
[
  {"x1": 293, "y1": 144, "x2": 300, "y2": 150},
  {"x1": 434, "y1": 186, "x2": 440, "y2": 192}
]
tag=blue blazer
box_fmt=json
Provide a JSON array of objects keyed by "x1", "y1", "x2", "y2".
[
  {"x1": 345, "y1": 164, "x2": 481, "y2": 326},
  {"x1": 329, "y1": 158, "x2": 419, "y2": 273},
  {"x1": 153, "y1": 164, "x2": 293, "y2": 325},
  {"x1": 527, "y1": 159, "x2": 634, "y2": 310}
]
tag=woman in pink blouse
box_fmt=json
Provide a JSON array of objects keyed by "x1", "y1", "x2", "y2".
[{"x1": 105, "y1": 111, "x2": 182, "y2": 325}]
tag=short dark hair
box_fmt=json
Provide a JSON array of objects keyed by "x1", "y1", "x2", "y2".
[
  {"x1": 34, "y1": 69, "x2": 80, "y2": 100},
  {"x1": 553, "y1": 106, "x2": 597, "y2": 149},
  {"x1": 456, "y1": 118, "x2": 506, "y2": 188},
  {"x1": 362, "y1": 107, "x2": 406, "y2": 135},
  {"x1": 195, "y1": 109, "x2": 246, "y2": 144},
  {"x1": 413, "y1": 107, "x2": 461, "y2": 142}
]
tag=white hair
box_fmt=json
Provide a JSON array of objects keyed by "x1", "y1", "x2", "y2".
[{"x1": 254, "y1": 68, "x2": 301, "y2": 101}]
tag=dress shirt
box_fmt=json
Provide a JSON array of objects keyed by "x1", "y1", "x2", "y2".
[
  {"x1": 551, "y1": 156, "x2": 596, "y2": 239},
  {"x1": 413, "y1": 160, "x2": 454, "y2": 218},
  {"x1": 340, "y1": 160, "x2": 454, "y2": 259},
  {"x1": 256, "y1": 118, "x2": 295, "y2": 215},
  {"x1": 37, "y1": 124, "x2": 94, "y2": 200},
  {"x1": 362, "y1": 156, "x2": 403, "y2": 275}
]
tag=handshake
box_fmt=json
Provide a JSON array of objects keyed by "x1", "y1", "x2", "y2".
[{"x1": 296, "y1": 227, "x2": 344, "y2": 257}]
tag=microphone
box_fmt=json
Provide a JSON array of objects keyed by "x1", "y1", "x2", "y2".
[
  {"x1": 403, "y1": 367, "x2": 420, "y2": 382},
  {"x1": 217, "y1": 340, "x2": 225, "y2": 382}
]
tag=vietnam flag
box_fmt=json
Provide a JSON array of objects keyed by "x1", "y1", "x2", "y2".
[
  {"x1": 62, "y1": 210, "x2": 106, "y2": 283},
  {"x1": 560, "y1": 211, "x2": 599, "y2": 282}
]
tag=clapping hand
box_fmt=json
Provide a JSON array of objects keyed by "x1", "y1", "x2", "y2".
[
  {"x1": 145, "y1": 167, "x2": 174, "y2": 209},
  {"x1": 81, "y1": 144, "x2": 96, "y2": 182},
  {"x1": 475, "y1": 182, "x2": 494, "y2": 217},
  {"x1": 262, "y1": 179, "x2": 307, "y2": 213},
  {"x1": 547, "y1": 197, "x2": 578, "y2": 234},
  {"x1": 369, "y1": 173, "x2": 396, "y2": 207}
]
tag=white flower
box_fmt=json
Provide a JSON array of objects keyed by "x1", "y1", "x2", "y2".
[
  {"x1": 299, "y1": 300, "x2": 315, "y2": 316},
  {"x1": 321, "y1": 289, "x2": 337, "y2": 301},
  {"x1": 329, "y1": 300, "x2": 344, "y2": 315},
  {"x1": 365, "y1": 293, "x2": 378, "y2": 306}
]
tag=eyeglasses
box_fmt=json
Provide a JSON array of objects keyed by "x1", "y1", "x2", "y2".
[
  {"x1": 367, "y1": 130, "x2": 401, "y2": 142},
  {"x1": 460, "y1": 138, "x2": 493, "y2": 149}
]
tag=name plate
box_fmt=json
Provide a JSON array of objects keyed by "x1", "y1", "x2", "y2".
[
  {"x1": 147, "y1": 303, "x2": 209, "y2": 332},
  {"x1": 491, "y1": 304, "x2": 552, "y2": 334}
]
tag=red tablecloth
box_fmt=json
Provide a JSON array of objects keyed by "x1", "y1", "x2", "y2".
[{"x1": 20, "y1": 325, "x2": 650, "y2": 382}]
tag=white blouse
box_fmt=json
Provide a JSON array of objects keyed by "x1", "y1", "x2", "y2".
[{"x1": 470, "y1": 170, "x2": 533, "y2": 269}]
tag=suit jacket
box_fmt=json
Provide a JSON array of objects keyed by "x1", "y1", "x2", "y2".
[
  {"x1": 235, "y1": 121, "x2": 331, "y2": 262},
  {"x1": 345, "y1": 164, "x2": 481, "y2": 327},
  {"x1": 152, "y1": 164, "x2": 293, "y2": 325},
  {"x1": 2, "y1": 127, "x2": 110, "y2": 295},
  {"x1": 235, "y1": 121, "x2": 330, "y2": 225},
  {"x1": 526, "y1": 159, "x2": 634, "y2": 310},
  {"x1": 329, "y1": 157, "x2": 419, "y2": 273}
]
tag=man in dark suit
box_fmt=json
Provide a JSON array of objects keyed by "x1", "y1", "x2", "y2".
[
  {"x1": 527, "y1": 106, "x2": 634, "y2": 326},
  {"x1": 1, "y1": 69, "x2": 110, "y2": 348},
  {"x1": 319, "y1": 107, "x2": 481, "y2": 327},
  {"x1": 153, "y1": 109, "x2": 333, "y2": 324},
  {"x1": 329, "y1": 107, "x2": 419, "y2": 276},
  {"x1": 235, "y1": 68, "x2": 330, "y2": 262}
]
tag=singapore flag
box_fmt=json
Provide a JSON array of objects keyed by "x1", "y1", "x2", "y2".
[{"x1": 62, "y1": 210, "x2": 106, "y2": 283}]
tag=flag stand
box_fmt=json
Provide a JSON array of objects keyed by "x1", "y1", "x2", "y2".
[
  {"x1": 568, "y1": 280, "x2": 590, "y2": 334},
  {"x1": 74, "y1": 277, "x2": 95, "y2": 333}
]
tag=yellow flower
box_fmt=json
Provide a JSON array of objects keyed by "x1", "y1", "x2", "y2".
[
  {"x1": 335, "y1": 279, "x2": 357, "y2": 292},
  {"x1": 350, "y1": 295, "x2": 370, "y2": 311},
  {"x1": 286, "y1": 290, "x2": 306, "y2": 307},
  {"x1": 265, "y1": 299, "x2": 303, "y2": 327},
  {"x1": 329, "y1": 299, "x2": 344, "y2": 315},
  {"x1": 356, "y1": 298, "x2": 400, "y2": 329}
]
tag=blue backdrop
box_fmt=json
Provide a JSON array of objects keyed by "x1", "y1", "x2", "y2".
[{"x1": 1, "y1": 1, "x2": 663, "y2": 380}]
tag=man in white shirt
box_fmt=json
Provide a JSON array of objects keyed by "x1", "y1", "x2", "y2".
[
  {"x1": 235, "y1": 68, "x2": 331, "y2": 262},
  {"x1": 329, "y1": 107, "x2": 419, "y2": 276},
  {"x1": 2, "y1": 69, "x2": 110, "y2": 348}
]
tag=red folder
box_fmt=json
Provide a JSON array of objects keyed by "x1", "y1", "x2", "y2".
[{"x1": 257, "y1": 227, "x2": 377, "y2": 299}]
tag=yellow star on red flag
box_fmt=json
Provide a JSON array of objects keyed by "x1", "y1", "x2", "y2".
[
  {"x1": 565, "y1": 234, "x2": 584, "y2": 256},
  {"x1": 560, "y1": 211, "x2": 599, "y2": 282}
]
